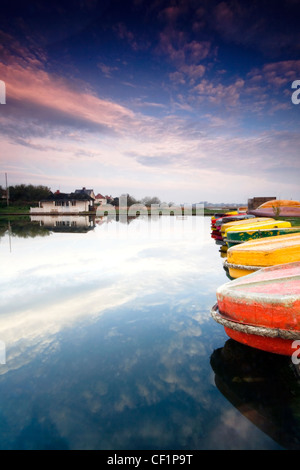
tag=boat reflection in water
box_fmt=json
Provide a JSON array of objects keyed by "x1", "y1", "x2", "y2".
[{"x1": 210, "y1": 339, "x2": 300, "y2": 450}]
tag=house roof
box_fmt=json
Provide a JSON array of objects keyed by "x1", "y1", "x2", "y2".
[
  {"x1": 75, "y1": 188, "x2": 95, "y2": 199},
  {"x1": 95, "y1": 193, "x2": 106, "y2": 199},
  {"x1": 41, "y1": 192, "x2": 94, "y2": 202}
]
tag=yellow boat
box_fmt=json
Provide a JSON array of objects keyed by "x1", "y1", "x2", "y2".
[
  {"x1": 220, "y1": 217, "x2": 275, "y2": 237},
  {"x1": 224, "y1": 233, "x2": 300, "y2": 278},
  {"x1": 222, "y1": 219, "x2": 292, "y2": 238}
]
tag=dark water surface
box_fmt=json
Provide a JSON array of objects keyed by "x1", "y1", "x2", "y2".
[{"x1": 0, "y1": 215, "x2": 299, "y2": 450}]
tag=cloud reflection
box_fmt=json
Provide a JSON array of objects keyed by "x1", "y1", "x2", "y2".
[
  {"x1": 0, "y1": 218, "x2": 270, "y2": 449},
  {"x1": 0, "y1": 217, "x2": 218, "y2": 377}
]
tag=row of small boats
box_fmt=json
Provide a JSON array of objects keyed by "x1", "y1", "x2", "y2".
[{"x1": 210, "y1": 200, "x2": 300, "y2": 356}]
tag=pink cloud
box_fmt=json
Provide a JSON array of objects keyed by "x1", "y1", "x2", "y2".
[
  {"x1": 158, "y1": 31, "x2": 186, "y2": 64},
  {"x1": 261, "y1": 61, "x2": 300, "y2": 87},
  {"x1": 97, "y1": 62, "x2": 119, "y2": 78},
  {"x1": 0, "y1": 56, "x2": 135, "y2": 135},
  {"x1": 244, "y1": 60, "x2": 300, "y2": 111},
  {"x1": 178, "y1": 64, "x2": 206, "y2": 84},
  {"x1": 184, "y1": 40, "x2": 211, "y2": 63},
  {"x1": 193, "y1": 78, "x2": 245, "y2": 106},
  {"x1": 249, "y1": 61, "x2": 300, "y2": 86},
  {"x1": 157, "y1": 31, "x2": 211, "y2": 86}
]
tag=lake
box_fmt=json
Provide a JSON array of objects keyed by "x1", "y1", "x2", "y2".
[{"x1": 0, "y1": 214, "x2": 299, "y2": 450}]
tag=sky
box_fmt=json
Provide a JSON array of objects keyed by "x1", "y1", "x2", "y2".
[{"x1": 0, "y1": 0, "x2": 299, "y2": 204}]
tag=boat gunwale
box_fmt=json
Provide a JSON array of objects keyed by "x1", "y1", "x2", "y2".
[{"x1": 211, "y1": 303, "x2": 300, "y2": 340}]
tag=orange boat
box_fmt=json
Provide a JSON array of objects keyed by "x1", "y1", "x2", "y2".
[
  {"x1": 211, "y1": 262, "x2": 300, "y2": 356},
  {"x1": 248, "y1": 199, "x2": 300, "y2": 218}
]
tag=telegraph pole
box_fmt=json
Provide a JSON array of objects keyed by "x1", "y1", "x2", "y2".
[{"x1": 5, "y1": 172, "x2": 9, "y2": 206}]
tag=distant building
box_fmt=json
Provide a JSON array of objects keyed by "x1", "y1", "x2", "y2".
[
  {"x1": 30, "y1": 190, "x2": 95, "y2": 214},
  {"x1": 95, "y1": 193, "x2": 107, "y2": 206},
  {"x1": 248, "y1": 197, "x2": 276, "y2": 211}
]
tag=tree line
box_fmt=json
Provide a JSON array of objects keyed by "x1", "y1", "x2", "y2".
[
  {"x1": 111, "y1": 194, "x2": 175, "y2": 207},
  {"x1": 0, "y1": 184, "x2": 52, "y2": 203},
  {"x1": 0, "y1": 185, "x2": 174, "y2": 207}
]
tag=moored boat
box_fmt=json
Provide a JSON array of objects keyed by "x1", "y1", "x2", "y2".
[
  {"x1": 224, "y1": 233, "x2": 300, "y2": 279},
  {"x1": 220, "y1": 217, "x2": 275, "y2": 238},
  {"x1": 211, "y1": 262, "x2": 300, "y2": 355},
  {"x1": 221, "y1": 218, "x2": 288, "y2": 237},
  {"x1": 211, "y1": 211, "x2": 239, "y2": 230},
  {"x1": 225, "y1": 225, "x2": 300, "y2": 248},
  {"x1": 248, "y1": 199, "x2": 300, "y2": 218},
  {"x1": 216, "y1": 214, "x2": 253, "y2": 224},
  {"x1": 211, "y1": 211, "x2": 237, "y2": 223},
  {"x1": 213, "y1": 214, "x2": 254, "y2": 231},
  {"x1": 211, "y1": 211, "x2": 238, "y2": 221},
  {"x1": 212, "y1": 216, "x2": 274, "y2": 242}
]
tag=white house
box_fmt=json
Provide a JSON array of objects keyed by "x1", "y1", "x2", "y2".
[{"x1": 30, "y1": 190, "x2": 95, "y2": 215}]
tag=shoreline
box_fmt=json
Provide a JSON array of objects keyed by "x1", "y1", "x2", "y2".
[{"x1": 0, "y1": 210, "x2": 222, "y2": 217}]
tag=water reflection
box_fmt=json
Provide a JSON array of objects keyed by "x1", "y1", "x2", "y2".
[
  {"x1": 0, "y1": 217, "x2": 50, "y2": 239},
  {"x1": 0, "y1": 215, "x2": 296, "y2": 449},
  {"x1": 0, "y1": 215, "x2": 209, "y2": 369},
  {"x1": 210, "y1": 339, "x2": 300, "y2": 450},
  {"x1": 0, "y1": 215, "x2": 146, "y2": 242},
  {"x1": 31, "y1": 215, "x2": 96, "y2": 233},
  {"x1": 211, "y1": 237, "x2": 234, "y2": 279}
]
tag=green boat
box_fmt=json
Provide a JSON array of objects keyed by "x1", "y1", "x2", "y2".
[{"x1": 225, "y1": 226, "x2": 300, "y2": 248}]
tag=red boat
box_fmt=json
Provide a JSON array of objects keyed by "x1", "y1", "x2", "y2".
[{"x1": 211, "y1": 262, "x2": 300, "y2": 356}]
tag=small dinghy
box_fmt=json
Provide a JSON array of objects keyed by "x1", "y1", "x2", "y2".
[
  {"x1": 224, "y1": 232, "x2": 300, "y2": 278},
  {"x1": 211, "y1": 262, "x2": 300, "y2": 356},
  {"x1": 248, "y1": 199, "x2": 300, "y2": 218}
]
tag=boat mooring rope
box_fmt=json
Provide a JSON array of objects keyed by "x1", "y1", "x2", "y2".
[
  {"x1": 210, "y1": 303, "x2": 300, "y2": 340},
  {"x1": 223, "y1": 260, "x2": 262, "y2": 271}
]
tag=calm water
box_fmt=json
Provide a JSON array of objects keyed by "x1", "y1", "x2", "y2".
[{"x1": 0, "y1": 215, "x2": 299, "y2": 450}]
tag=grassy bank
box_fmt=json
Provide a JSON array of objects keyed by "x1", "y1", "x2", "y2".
[{"x1": 0, "y1": 204, "x2": 31, "y2": 215}]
